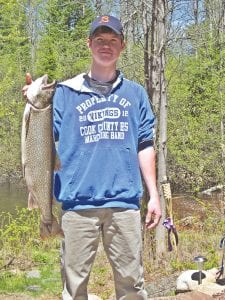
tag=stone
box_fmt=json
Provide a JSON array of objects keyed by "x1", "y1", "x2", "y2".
[
  {"x1": 88, "y1": 294, "x2": 102, "y2": 300},
  {"x1": 26, "y1": 269, "x2": 41, "y2": 279},
  {"x1": 26, "y1": 285, "x2": 42, "y2": 292},
  {"x1": 175, "y1": 291, "x2": 213, "y2": 299},
  {"x1": 176, "y1": 268, "x2": 225, "y2": 297},
  {"x1": 148, "y1": 291, "x2": 214, "y2": 299},
  {"x1": 176, "y1": 268, "x2": 218, "y2": 291}
]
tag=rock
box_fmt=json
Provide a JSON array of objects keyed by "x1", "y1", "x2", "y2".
[
  {"x1": 26, "y1": 285, "x2": 42, "y2": 292},
  {"x1": 149, "y1": 291, "x2": 214, "y2": 299},
  {"x1": 175, "y1": 291, "x2": 213, "y2": 299},
  {"x1": 146, "y1": 273, "x2": 179, "y2": 297},
  {"x1": 88, "y1": 294, "x2": 102, "y2": 300},
  {"x1": 176, "y1": 268, "x2": 225, "y2": 297},
  {"x1": 26, "y1": 269, "x2": 41, "y2": 279},
  {"x1": 176, "y1": 268, "x2": 218, "y2": 291},
  {"x1": 195, "y1": 283, "x2": 225, "y2": 297},
  {"x1": 0, "y1": 294, "x2": 36, "y2": 300}
]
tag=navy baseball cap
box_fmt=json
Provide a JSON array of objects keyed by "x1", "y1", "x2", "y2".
[{"x1": 89, "y1": 15, "x2": 123, "y2": 37}]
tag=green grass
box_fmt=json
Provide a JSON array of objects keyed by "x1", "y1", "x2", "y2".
[
  {"x1": 0, "y1": 208, "x2": 62, "y2": 298},
  {"x1": 0, "y1": 256, "x2": 62, "y2": 297}
]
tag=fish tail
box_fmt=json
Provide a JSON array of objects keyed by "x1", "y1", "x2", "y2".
[{"x1": 40, "y1": 215, "x2": 64, "y2": 239}]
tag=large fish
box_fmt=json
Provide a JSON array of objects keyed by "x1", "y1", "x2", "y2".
[{"x1": 21, "y1": 74, "x2": 63, "y2": 239}]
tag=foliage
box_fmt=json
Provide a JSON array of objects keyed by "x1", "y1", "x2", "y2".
[
  {"x1": 0, "y1": 0, "x2": 94, "y2": 180},
  {"x1": 119, "y1": 42, "x2": 145, "y2": 85},
  {"x1": 0, "y1": 208, "x2": 40, "y2": 255},
  {"x1": 0, "y1": 0, "x2": 225, "y2": 192},
  {"x1": 0, "y1": 208, "x2": 61, "y2": 297},
  {"x1": 167, "y1": 45, "x2": 225, "y2": 192},
  {"x1": 0, "y1": 201, "x2": 224, "y2": 298},
  {"x1": 144, "y1": 195, "x2": 225, "y2": 278},
  {"x1": 0, "y1": 0, "x2": 32, "y2": 178},
  {"x1": 0, "y1": 0, "x2": 225, "y2": 297},
  {"x1": 35, "y1": 0, "x2": 94, "y2": 80}
]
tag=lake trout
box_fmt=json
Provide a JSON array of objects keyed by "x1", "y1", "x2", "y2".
[{"x1": 21, "y1": 74, "x2": 63, "y2": 239}]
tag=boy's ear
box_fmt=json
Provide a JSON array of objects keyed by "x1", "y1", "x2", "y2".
[
  {"x1": 121, "y1": 40, "x2": 126, "y2": 51},
  {"x1": 87, "y1": 38, "x2": 92, "y2": 48}
]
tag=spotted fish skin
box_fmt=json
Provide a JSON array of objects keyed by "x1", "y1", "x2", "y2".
[{"x1": 21, "y1": 74, "x2": 63, "y2": 239}]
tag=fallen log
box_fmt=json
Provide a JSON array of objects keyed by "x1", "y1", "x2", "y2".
[{"x1": 201, "y1": 185, "x2": 224, "y2": 196}]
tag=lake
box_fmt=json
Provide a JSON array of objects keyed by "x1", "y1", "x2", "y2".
[
  {"x1": 0, "y1": 182, "x2": 224, "y2": 219},
  {"x1": 0, "y1": 182, "x2": 28, "y2": 214}
]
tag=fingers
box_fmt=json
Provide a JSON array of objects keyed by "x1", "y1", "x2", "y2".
[
  {"x1": 145, "y1": 211, "x2": 161, "y2": 229},
  {"x1": 22, "y1": 73, "x2": 33, "y2": 99},
  {"x1": 145, "y1": 196, "x2": 162, "y2": 230},
  {"x1": 145, "y1": 215, "x2": 161, "y2": 229},
  {"x1": 25, "y1": 72, "x2": 32, "y2": 85}
]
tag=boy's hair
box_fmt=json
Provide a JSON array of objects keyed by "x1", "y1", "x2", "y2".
[{"x1": 90, "y1": 26, "x2": 124, "y2": 40}]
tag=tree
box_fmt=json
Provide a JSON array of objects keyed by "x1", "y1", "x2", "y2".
[
  {"x1": 0, "y1": 0, "x2": 32, "y2": 178},
  {"x1": 149, "y1": 0, "x2": 168, "y2": 255},
  {"x1": 35, "y1": 0, "x2": 94, "y2": 80},
  {"x1": 166, "y1": 0, "x2": 225, "y2": 191}
]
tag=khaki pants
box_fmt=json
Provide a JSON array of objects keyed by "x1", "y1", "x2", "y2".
[{"x1": 61, "y1": 208, "x2": 148, "y2": 300}]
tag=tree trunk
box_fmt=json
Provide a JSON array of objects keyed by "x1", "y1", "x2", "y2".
[
  {"x1": 142, "y1": 1, "x2": 151, "y2": 98},
  {"x1": 193, "y1": 0, "x2": 199, "y2": 58},
  {"x1": 150, "y1": 0, "x2": 168, "y2": 256},
  {"x1": 218, "y1": 0, "x2": 225, "y2": 201},
  {"x1": 95, "y1": 0, "x2": 102, "y2": 15},
  {"x1": 26, "y1": 0, "x2": 39, "y2": 74}
]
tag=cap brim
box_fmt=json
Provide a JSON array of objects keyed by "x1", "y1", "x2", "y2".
[{"x1": 90, "y1": 25, "x2": 122, "y2": 36}]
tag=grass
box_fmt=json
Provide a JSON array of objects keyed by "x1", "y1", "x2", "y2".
[
  {"x1": 0, "y1": 208, "x2": 62, "y2": 298},
  {"x1": 0, "y1": 254, "x2": 62, "y2": 298},
  {"x1": 0, "y1": 196, "x2": 224, "y2": 299},
  {"x1": 89, "y1": 247, "x2": 114, "y2": 299}
]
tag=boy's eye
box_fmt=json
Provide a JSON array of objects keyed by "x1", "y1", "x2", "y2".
[
  {"x1": 94, "y1": 38, "x2": 104, "y2": 45},
  {"x1": 93, "y1": 36, "x2": 121, "y2": 46}
]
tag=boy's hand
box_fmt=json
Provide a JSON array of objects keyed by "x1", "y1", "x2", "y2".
[
  {"x1": 22, "y1": 73, "x2": 33, "y2": 98},
  {"x1": 145, "y1": 196, "x2": 162, "y2": 229}
]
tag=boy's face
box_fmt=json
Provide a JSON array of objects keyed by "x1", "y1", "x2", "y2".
[{"x1": 88, "y1": 31, "x2": 125, "y2": 68}]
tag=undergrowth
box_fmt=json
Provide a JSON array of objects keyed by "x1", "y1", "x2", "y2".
[{"x1": 0, "y1": 197, "x2": 224, "y2": 299}]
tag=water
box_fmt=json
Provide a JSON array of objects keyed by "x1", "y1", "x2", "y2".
[
  {"x1": 0, "y1": 182, "x2": 61, "y2": 217},
  {"x1": 0, "y1": 182, "x2": 223, "y2": 218},
  {"x1": 0, "y1": 182, "x2": 28, "y2": 214}
]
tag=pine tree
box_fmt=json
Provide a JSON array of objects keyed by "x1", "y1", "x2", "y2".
[{"x1": 35, "y1": 0, "x2": 94, "y2": 80}]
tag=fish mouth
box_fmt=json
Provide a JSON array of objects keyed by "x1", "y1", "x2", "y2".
[{"x1": 41, "y1": 74, "x2": 57, "y2": 91}]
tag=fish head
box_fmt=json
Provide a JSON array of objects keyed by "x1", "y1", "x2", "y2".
[{"x1": 26, "y1": 74, "x2": 56, "y2": 109}]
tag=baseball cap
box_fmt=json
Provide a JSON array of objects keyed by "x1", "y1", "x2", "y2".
[{"x1": 89, "y1": 15, "x2": 123, "y2": 37}]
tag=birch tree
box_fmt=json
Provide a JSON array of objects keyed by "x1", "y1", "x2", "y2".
[
  {"x1": 150, "y1": 0, "x2": 168, "y2": 255},
  {"x1": 142, "y1": 0, "x2": 168, "y2": 255}
]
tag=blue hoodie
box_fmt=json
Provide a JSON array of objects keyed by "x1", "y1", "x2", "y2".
[{"x1": 53, "y1": 72, "x2": 155, "y2": 211}]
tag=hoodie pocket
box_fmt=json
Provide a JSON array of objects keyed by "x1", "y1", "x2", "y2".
[{"x1": 67, "y1": 147, "x2": 137, "y2": 200}]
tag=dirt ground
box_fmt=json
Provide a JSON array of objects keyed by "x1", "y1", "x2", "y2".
[
  {"x1": 0, "y1": 295, "x2": 60, "y2": 300},
  {"x1": 1, "y1": 291, "x2": 225, "y2": 300}
]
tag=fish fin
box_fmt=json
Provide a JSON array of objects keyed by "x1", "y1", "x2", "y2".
[
  {"x1": 28, "y1": 193, "x2": 39, "y2": 210},
  {"x1": 24, "y1": 105, "x2": 31, "y2": 139},
  {"x1": 22, "y1": 165, "x2": 25, "y2": 178}
]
